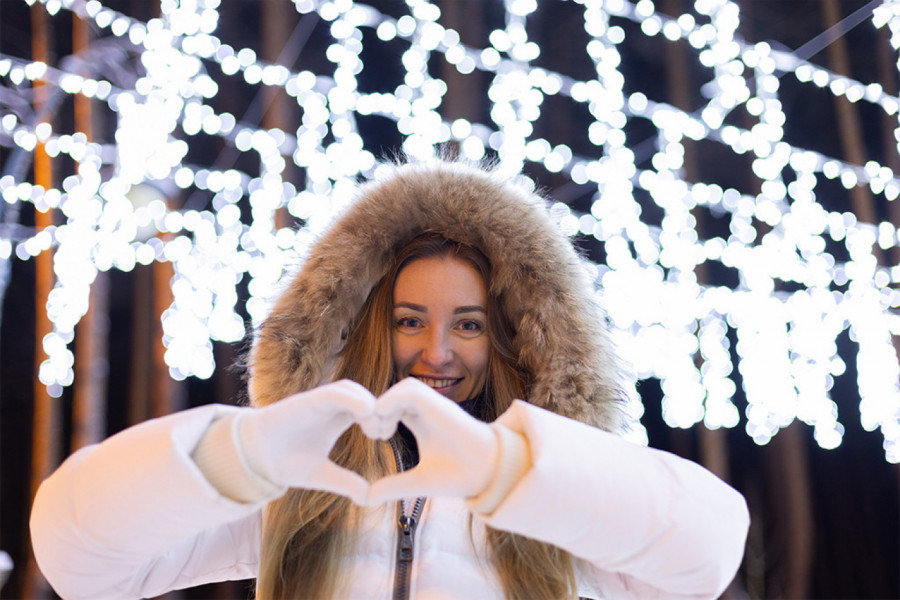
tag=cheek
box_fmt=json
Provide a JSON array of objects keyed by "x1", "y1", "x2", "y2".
[
  {"x1": 391, "y1": 333, "x2": 413, "y2": 371},
  {"x1": 466, "y1": 339, "x2": 490, "y2": 377}
]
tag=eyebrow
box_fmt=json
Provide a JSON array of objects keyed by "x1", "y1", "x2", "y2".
[{"x1": 394, "y1": 301, "x2": 486, "y2": 314}]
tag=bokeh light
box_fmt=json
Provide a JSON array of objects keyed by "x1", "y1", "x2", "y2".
[{"x1": 3, "y1": 0, "x2": 899, "y2": 461}]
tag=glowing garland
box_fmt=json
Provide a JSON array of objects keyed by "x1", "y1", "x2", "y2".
[{"x1": 2, "y1": 0, "x2": 899, "y2": 460}]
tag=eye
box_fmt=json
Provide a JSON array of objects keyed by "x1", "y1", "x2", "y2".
[
  {"x1": 455, "y1": 319, "x2": 485, "y2": 336},
  {"x1": 395, "y1": 316, "x2": 423, "y2": 329}
]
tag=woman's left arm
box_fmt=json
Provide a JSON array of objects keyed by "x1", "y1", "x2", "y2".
[
  {"x1": 367, "y1": 379, "x2": 748, "y2": 599},
  {"x1": 478, "y1": 400, "x2": 749, "y2": 600}
]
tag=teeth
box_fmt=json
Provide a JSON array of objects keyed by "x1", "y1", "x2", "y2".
[{"x1": 416, "y1": 376, "x2": 458, "y2": 389}]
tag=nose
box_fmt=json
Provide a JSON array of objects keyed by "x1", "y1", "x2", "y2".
[{"x1": 420, "y1": 329, "x2": 453, "y2": 368}]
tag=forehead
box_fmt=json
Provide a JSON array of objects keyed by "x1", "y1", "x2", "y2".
[{"x1": 393, "y1": 255, "x2": 487, "y2": 306}]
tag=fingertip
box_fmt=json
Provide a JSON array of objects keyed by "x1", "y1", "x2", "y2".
[
  {"x1": 331, "y1": 383, "x2": 377, "y2": 415},
  {"x1": 376, "y1": 380, "x2": 420, "y2": 413},
  {"x1": 365, "y1": 485, "x2": 391, "y2": 507},
  {"x1": 380, "y1": 421, "x2": 399, "y2": 440},
  {"x1": 391, "y1": 377, "x2": 429, "y2": 393},
  {"x1": 348, "y1": 488, "x2": 370, "y2": 507},
  {"x1": 358, "y1": 415, "x2": 398, "y2": 441},
  {"x1": 331, "y1": 379, "x2": 376, "y2": 402},
  {"x1": 362, "y1": 490, "x2": 386, "y2": 507},
  {"x1": 337, "y1": 378, "x2": 369, "y2": 394}
]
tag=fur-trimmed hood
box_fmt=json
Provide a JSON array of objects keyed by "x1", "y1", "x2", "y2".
[{"x1": 248, "y1": 159, "x2": 630, "y2": 432}]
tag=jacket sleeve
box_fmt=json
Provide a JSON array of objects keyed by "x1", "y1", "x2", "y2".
[
  {"x1": 478, "y1": 400, "x2": 749, "y2": 600},
  {"x1": 30, "y1": 404, "x2": 264, "y2": 600}
]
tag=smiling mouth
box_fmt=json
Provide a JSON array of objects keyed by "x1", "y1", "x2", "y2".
[{"x1": 413, "y1": 375, "x2": 463, "y2": 389}]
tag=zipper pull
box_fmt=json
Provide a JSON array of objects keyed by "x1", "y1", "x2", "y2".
[
  {"x1": 393, "y1": 514, "x2": 418, "y2": 600},
  {"x1": 397, "y1": 514, "x2": 417, "y2": 565}
]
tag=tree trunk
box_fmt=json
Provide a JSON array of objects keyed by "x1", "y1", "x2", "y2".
[
  {"x1": 24, "y1": 5, "x2": 57, "y2": 598},
  {"x1": 71, "y1": 14, "x2": 108, "y2": 452},
  {"x1": 439, "y1": 0, "x2": 483, "y2": 158},
  {"x1": 766, "y1": 422, "x2": 814, "y2": 599},
  {"x1": 822, "y1": 0, "x2": 877, "y2": 226}
]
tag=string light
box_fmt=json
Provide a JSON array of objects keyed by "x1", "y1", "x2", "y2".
[{"x1": 4, "y1": 0, "x2": 900, "y2": 460}]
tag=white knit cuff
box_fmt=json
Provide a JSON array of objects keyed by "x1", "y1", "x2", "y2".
[
  {"x1": 466, "y1": 424, "x2": 532, "y2": 516},
  {"x1": 191, "y1": 411, "x2": 286, "y2": 504}
]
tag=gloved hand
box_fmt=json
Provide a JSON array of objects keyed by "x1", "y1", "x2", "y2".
[
  {"x1": 237, "y1": 379, "x2": 377, "y2": 505},
  {"x1": 366, "y1": 378, "x2": 499, "y2": 505}
]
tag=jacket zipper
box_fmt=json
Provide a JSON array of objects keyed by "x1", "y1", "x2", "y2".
[{"x1": 390, "y1": 438, "x2": 425, "y2": 600}]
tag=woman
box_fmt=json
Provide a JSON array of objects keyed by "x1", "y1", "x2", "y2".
[{"x1": 31, "y1": 158, "x2": 749, "y2": 599}]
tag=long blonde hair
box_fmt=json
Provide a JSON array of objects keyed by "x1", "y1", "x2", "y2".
[{"x1": 255, "y1": 233, "x2": 576, "y2": 599}]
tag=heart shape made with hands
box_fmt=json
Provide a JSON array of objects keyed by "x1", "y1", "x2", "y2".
[
  {"x1": 362, "y1": 378, "x2": 499, "y2": 505},
  {"x1": 266, "y1": 377, "x2": 500, "y2": 507}
]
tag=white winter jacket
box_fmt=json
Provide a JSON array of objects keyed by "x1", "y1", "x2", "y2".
[{"x1": 31, "y1": 397, "x2": 748, "y2": 599}]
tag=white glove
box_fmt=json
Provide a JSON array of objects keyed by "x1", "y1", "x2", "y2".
[
  {"x1": 238, "y1": 379, "x2": 377, "y2": 505},
  {"x1": 367, "y1": 378, "x2": 499, "y2": 505}
]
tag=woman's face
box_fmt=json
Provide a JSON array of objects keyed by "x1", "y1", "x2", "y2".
[{"x1": 391, "y1": 255, "x2": 490, "y2": 403}]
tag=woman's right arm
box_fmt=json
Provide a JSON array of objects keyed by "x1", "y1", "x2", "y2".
[
  {"x1": 30, "y1": 404, "x2": 266, "y2": 600},
  {"x1": 30, "y1": 380, "x2": 378, "y2": 600}
]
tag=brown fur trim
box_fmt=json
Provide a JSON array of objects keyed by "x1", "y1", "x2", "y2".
[{"x1": 248, "y1": 159, "x2": 629, "y2": 432}]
